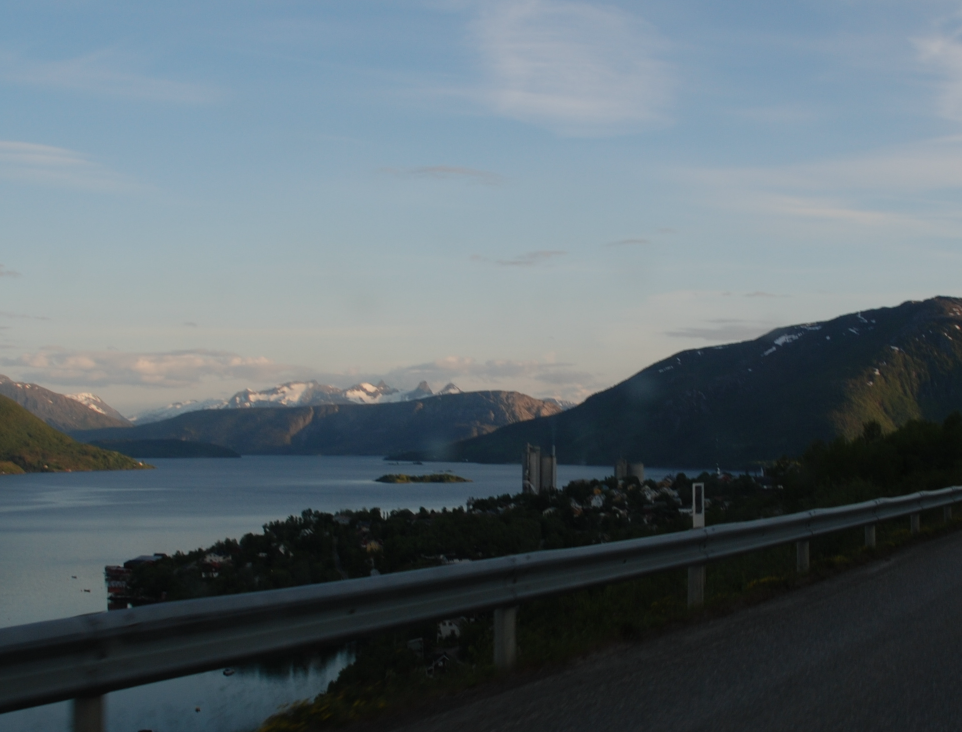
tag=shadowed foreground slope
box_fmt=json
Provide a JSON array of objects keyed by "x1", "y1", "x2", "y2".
[{"x1": 368, "y1": 529, "x2": 962, "y2": 732}]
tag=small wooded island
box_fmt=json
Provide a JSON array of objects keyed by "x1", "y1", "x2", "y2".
[{"x1": 375, "y1": 473, "x2": 471, "y2": 483}]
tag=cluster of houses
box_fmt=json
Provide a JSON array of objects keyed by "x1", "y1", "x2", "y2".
[{"x1": 405, "y1": 617, "x2": 466, "y2": 677}]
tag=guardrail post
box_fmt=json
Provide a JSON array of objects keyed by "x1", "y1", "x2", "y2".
[
  {"x1": 864, "y1": 524, "x2": 876, "y2": 548},
  {"x1": 493, "y1": 606, "x2": 518, "y2": 669},
  {"x1": 73, "y1": 695, "x2": 104, "y2": 732},
  {"x1": 687, "y1": 565, "x2": 705, "y2": 608},
  {"x1": 945, "y1": 506, "x2": 953, "y2": 522},
  {"x1": 796, "y1": 540, "x2": 810, "y2": 574},
  {"x1": 910, "y1": 513, "x2": 920, "y2": 535}
]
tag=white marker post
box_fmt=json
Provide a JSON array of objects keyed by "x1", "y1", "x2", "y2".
[
  {"x1": 688, "y1": 482, "x2": 706, "y2": 608},
  {"x1": 692, "y1": 482, "x2": 705, "y2": 529}
]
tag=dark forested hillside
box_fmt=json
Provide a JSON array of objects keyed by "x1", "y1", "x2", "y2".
[
  {"x1": 0, "y1": 395, "x2": 145, "y2": 473},
  {"x1": 444, "y1": 297, "x2": 962, "y2": 467}
]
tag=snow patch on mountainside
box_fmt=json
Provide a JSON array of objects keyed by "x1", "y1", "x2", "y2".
[
  {"x1": 342, "y1": 381, "x2": 400, "y2": 404},
  {"x1": 130, "y1": 399, "x2": 228, "y2": 424},
  {"x1": 65, "y1": 393, "x2": 109, "y2": 415},
  {"x1": 773, "y1": 334, "x2": 800, "y2": 347},
  {"x1": 64, "y1": 392, "x2": 129, "y2": 421}
]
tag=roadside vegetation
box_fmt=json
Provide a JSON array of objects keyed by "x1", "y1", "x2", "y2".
[{"x1": 124, "y1": 414, "x2": 962, "y2": 731}]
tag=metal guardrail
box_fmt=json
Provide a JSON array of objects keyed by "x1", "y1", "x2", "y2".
[{"x1": 2, "y1": 485, "x2": 961, "y2": 728}]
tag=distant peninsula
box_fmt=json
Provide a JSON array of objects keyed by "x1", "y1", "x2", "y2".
[
  {"x1": 374, "y1": 473, "x2": 471, "y2": 484},
  {"x1": 89, "y1": 439, "x2": 240, "y2": 459},
  {"x1": 0, "y1": 395, "x2": 148, "y2": 474}
]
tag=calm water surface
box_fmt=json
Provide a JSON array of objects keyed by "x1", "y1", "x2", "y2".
[{"x1": 0, "y1": 455, "x2": 628, "y2": 732}]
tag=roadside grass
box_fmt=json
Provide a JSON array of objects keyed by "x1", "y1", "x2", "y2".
[{"x1": 257, "y1": 505, "x2": 962, "y2": 732}]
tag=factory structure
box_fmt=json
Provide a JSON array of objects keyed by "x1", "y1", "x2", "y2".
[
  {"x1": 522, "y1": 444, "x2": 557, "y2": 494},
  {"x1": 522, "y1": 446, "x2": 645, "y2": 494},
  {"x1": 614, "y1": 458, "x2": 645, "y2": 482}
]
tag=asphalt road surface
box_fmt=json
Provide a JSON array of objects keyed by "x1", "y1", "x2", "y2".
[{"x1": 377, "y1": 530, "x2": 962, "y2": 732}]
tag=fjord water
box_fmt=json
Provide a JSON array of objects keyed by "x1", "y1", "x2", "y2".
[{"x1": 0, "y1": 455, "x2": 613, "y2": 732}]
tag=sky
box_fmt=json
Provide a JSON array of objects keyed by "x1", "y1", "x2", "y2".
[{"x1": 3, "y1": 0, "x2": 962, "y2": 416}]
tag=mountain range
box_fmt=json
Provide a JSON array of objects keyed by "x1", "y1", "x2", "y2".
[
  {"x1": 130, "y1": 380, "x2": 465, "y2": 424},
  {"x1": 11, "y1": 297, "x2": 962, "y2": 468},
  {"x1": 75, "y1": 391, "x2": 563, "y2": 456},
  {"x1": 438, "y1": 297, "x2": 962, "y2": 467}
]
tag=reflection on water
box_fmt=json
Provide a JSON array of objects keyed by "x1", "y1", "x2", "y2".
[
  {"x1": 0, "y1": 455, "x2": 621, "y2": 731},
  {"x1": 242, "y1": 645, "x2": 354, "y2": 683},
  {"x1": 3, "y1": 647, "x2": 354, "y2": 732}
]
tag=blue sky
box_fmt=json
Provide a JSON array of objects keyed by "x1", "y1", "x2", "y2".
[{"x1": 2, "y1": 0, "x2": 962, "y2": 414}]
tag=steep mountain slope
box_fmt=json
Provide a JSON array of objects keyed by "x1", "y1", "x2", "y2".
[
  {"x1": 445, "y1": 297, "x2": 962, "y2": 467},
  {"x1": 64, "y1": 392, "x2": 129, "y2": 421},
  {"x1": 0, "y1": 395, "x2": 145, "y2": 473},
  {"x1": 75, "y1": 391, "x2": 561, "y2": 455},
  {"x1": 0, "y1": 376, "x2": 131, "y2": 431}
]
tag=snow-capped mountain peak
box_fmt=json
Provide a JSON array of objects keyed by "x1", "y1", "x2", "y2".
[
  {"x1": 342, "y1": 381, "x2": 400, "y2": 404},
  {"x1": 131, "y1": 380, "x2": 467, "y2": 422},
  {"x1": 66, "y1": 392, "x2": 108, "y2": 415},
  {"x1": 65, "y1": 392, "x2": 128, "y2": 420}
]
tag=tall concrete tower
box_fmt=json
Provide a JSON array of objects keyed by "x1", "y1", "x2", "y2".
[
  {"x1": 523, "y1": 444, "x2": 541, "y2": 494},
  {"x1": 540, "y1": 445, "x2": 557, "y2": 492}
]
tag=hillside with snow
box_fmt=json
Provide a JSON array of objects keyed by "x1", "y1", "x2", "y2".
[
  {"x1": 446, "y1": 297, "x2": 962, "y2": 466},
  {"x1": 131, "y1": 380, "x2": 467, "y2": 424},
  {"x1": 65, "y1": 392, "x2": 129, "y2": 422},
  {"x1": 0, "y1": 377, "x2": 131, "y2": 432}
]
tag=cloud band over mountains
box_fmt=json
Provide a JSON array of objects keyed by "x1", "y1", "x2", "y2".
[
  {"x1": 2, "y1": 349, "x2": 600, "y2": 403},
  {"x1": 4, "y1": 349, "x2": 295, "y2": 389}
]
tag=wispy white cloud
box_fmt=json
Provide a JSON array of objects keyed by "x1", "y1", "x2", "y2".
[
  {"x1": 297, "y1": 356, "x2": 600, "y2": 402},
  {"x1": 0, "y1": 140, "x2": 132, "y2": 191},
  {"x1": 470, "y1": 0, "x2": 672, "y2": 135},
  {"x1": 665, "y1": 319, "x2": 776, "y2": 342},
  {"x1": 382, "y1": 355, "x2": 599, "y2": 401},
  {"x1": 691, "y1": 137, "x2": 962, "y2": 195},
  {"x1": 473, "y1": 250, "x2": 566, "y2": 266},
  {"x1": 2, "y1": 50, "x2": 222, "y2": 104},
  {"x1": 0, "y1": 266, "x2": 19, "y2": 278},
  {"x1": 380, "y1": 165, "x2": 503, "y2": 185},
  {"x1": 729, "y1": 104, "x2": 822, "y2": 125},
  {"x1": 3, "y1": 346, "x2": 600, "y2": 402},
  {"x1": 915, "y1": 21, "x2": 962, "y2": 122},
  {"x1": 678, "y1": 136, "x2": 962, "y2": 232},
  {"x1": 0, "y1": 310, "x2": 48, "y2": 320},
  {"x1": 4, "y1": 348, "x2": 297, "y2": 388}
]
